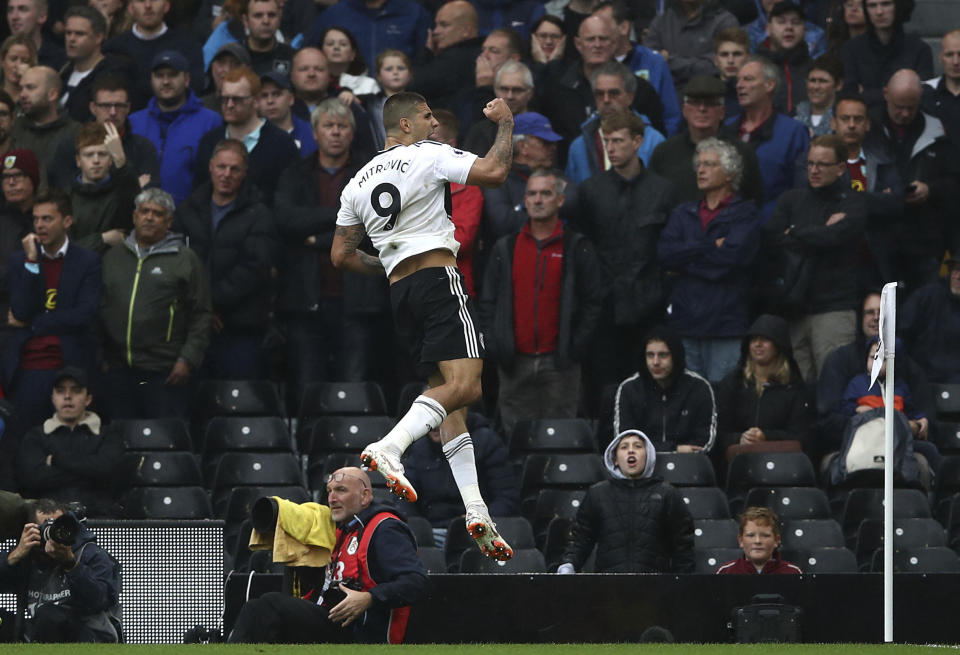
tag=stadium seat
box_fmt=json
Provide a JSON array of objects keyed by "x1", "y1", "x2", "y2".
[
  {"x1": 936, "y1": 422, "x2": 960, "y2": 454},
  {"x1": 520, "y1": 453, "x2": 605, "y2": 496},
  {"x1": 123, "y1": 485, "x2": 212, "y2": 519},
  {"x1": 307, "y1": 415, "x2": 395, "y2": 455},
  {"x1": 780, "y1": 519, "x2": 845, "y2": 551},
  {"x1": 114, "y1": 419, "x2": 192, "y2": 451},
  {"x1": 418, "y1": 546, "x2": 447, "y2": 573},
  {"x1": 933, "y1": 383, "x2": 960, "y2": 416},
  {"x1": 395, "y1": 382, "x2": 428, "y2": 417},
  {"x1": 840, "y1": 488, "x2": 932, "y2": 544},
  {"x1": 296, "y1": 381, "x2": 388, "y2": 447},
  {"x1": 125, "y1": 451, "x2": 203, "y2": 486},
  {"x1": 247, "y1": 549, "x2": 284, "y2": 574},
  {"x1": 509, "y1": 418, "x2": 596, "y2": 455},
  {"x1": 871, "y1": 547, "x2": 960, "y2": 573},
  {"x1": 654, "y1": 452, "x2": 717, "y2": 487},
  {"x1": 221, "y1": 485, "x2": 311, "y2": 522},
  {"x1": 781, "y1": 547, "x2": 857, "y2": 573},
  {"x1": 743, "y1": 486, "x2": 831, "y2": 521},
  {"x1": 935, "y1": 456, "x2": 960, "y2": 519},
  {"x1": 854, "y1": 518, "x2": 947, "y2": 569},
  {"x1": 194, "y1": 379, "x2": 284, "y2": 428},
  {"x1": 694, "y1": 547, "x2": 742, "y2": 573},
  {"x1": 459, "y1": 547, "x2": 546, "y2": 573},
  {"x1": 693, "y1": 519, "x2": 739, "y2": 548},
  {"x1": 444, "y1": 515, "x2": 535, "y2": 572},
  {"x1": 528, "y1": 489, "x2": 587, "y2": 541},
  {"x1": 727, "y1": 452, "x2": 816, "y2": 494},
  {"x1": 203, "y1": 416, "x2": 293, "y2": 454},
  {"x1": 541, "y1": 517, "x2": 573, "y2": 569},
  {"x1": 407, "y1": 516, "x2": 434, "y2": 548},
  {"x1": 211, "y1": 452, "x2": 303, "y2": 491},
  {"x1": 680, "y1": 487, "x2": 731, "y2": 520}
]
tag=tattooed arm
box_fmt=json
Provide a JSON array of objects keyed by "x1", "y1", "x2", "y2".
[
  {"x1": 331, "y1": 224, "x2": 385, "y2": 275},
  {"x1": 466, "y1": 97, "x2": 514, "y2": 188}
]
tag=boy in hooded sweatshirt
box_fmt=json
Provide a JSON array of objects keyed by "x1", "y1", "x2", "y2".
[{"x1": 557, "y1": 430, "x2": 695, "y2": 573}]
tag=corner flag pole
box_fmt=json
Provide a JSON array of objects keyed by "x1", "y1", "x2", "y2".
[{"x1": 871, "y1": 282, "x2": 897, "y2": 643}]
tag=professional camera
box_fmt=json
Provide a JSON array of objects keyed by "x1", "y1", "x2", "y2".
[{"x1": 40, "y1": 514, "x2": 80, "y2": 547}]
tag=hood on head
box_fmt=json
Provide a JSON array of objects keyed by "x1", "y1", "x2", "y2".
[
  {"x1": 604, "y1": 429, "x2": 657, "y2": 480},
  {"x1": 640, "y1": 325, "x2": 686, "y2": 387},
  {"x1": 741, "y1": 313, "x2": 793, "y2": 358}
]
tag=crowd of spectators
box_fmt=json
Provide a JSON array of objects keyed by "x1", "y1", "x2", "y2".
[{"x1": 0, "y1": 0, "x2": 954, "y2": 579}]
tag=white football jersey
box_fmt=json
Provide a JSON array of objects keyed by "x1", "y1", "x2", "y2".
[{"x1": 337, "y1": 140, "x2": 478, "y2": 276}]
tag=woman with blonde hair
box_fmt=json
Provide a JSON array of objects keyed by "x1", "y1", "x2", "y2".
[{"x1": 0, "y1": 35, "x2": 37, "y2": 102}]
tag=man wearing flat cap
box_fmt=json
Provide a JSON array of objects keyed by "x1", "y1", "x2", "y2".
[{"x1": 649, "y1": 75, "x2": 763, "y2": 208}]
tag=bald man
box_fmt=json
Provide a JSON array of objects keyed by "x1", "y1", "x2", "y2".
[
  {"x1": 11, "y1": 66, "x2": 79, "y2": 173},
  {"x1": 229, "y1": 466, "x2": 428, "y2": 644},
  {"x1": 870, "y1": 68, "x2": 958, "y2": 291},
  {"x1": 409, "y1": 0, "x2": 483, "y2": 112},
  {"x1": 922, "y1": 30, "x2": 960, "y2": 158}
]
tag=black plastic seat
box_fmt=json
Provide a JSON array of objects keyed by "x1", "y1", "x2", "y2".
[
  {"x1": 935, "y1": 456, "x2": 960, "y2": 518},
  {"x1": 727, "y1": 452, "x2": 816, "y2": 494},
  {"x1": 780, "y1": 519, "x2": 845, "y2": 551},
  {"x1": 782, "y1": 547, "x2": 857, "y2": 573},
  {"x1": 406, "y1": 516, "x2": 434, "y2": 548},
  {"x1": 840, "y1": 488, "x2": 932, "y2": 543},
  {"x1": 937, "y1": 422, "x2": 960, "y2": 454},
  {"x1": 693, "y1": 519, "x2": 739, "y2": 548},
  {"x1": 395, "y1": 382, "x2": 428, "y2": 417},
  {"x1": 296, "y1": 381, "x2": 388, "y2": 447},
  {"x1": 744, "y1": 486, "x2": 831, "y2": 521},
  {"x1": 521, "y1": 453, "x2": 605, "y2": 496},
  {"x1": 694, "y1": 547, "x2": 742, "y2": 573},
  {"x1": 871, "y1": 547, "x2": 960, "y2": 573},
  {"x1": 444, "y1": 515, "x2": 535, "y2": 572},
  {"x1": 211, "y1": 452, "x2": 303, "y2": 491},
  {"x1": 509, "y1": 418, "x2": 596, "y2": 455},
  {"x1": 854, "y1": 518, "x2": 947, "y2": 568},
  {"x1": 933, "y1": 383, "x2": 960, "y2": 416},
  {"x1": 123, "y1": 485, "x2": 211, "y2": 519},
  {"x1": 221, "y1": 485, "x2": 311, "y2": 522},
  {"x1": 459, "y1": 547, "x2": 546, "y2": 573},
  {"x1": 125, "y1": 451, "x2": 203, "y2": 486},
  {"x1": 195, "y1": 379, "x2": 283, "y2": 419},
  {"x1": 204, "y1": 416, "x2": 293, "y2": 454},
  {"x1": 308, "y1": 415, "x2": 395, "y2": 455},
  {"x1": 654, "y1": 452, "x2": 717, "y2": 487},
  {"x1": 527, "y1": 489, "x2": 587, "y2": 541},
  {"x1": 114, "y1": 419, "x2": 192, "y2": 451},
  {"x1": 679, "y1": 487, "x2": 731, "y2": 520},
  {"x1": 418, "y1": 546, "x2": 447, "y2": 573},
  {"x1": 541, "y1": 516, "x2": 573, "y2": 569}
]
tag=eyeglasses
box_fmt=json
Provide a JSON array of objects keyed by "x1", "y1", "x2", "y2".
[
  {"x1": 807, "y1": 160, "x2": 841, "y2": 169},
  {"x1": 327, "y1": 472, "x2": 370, "y2": 489},
  {"x1": 93, "y1": 102, "x2": 130, "y2": 111},
  {"x1": 220, "y1": 95, "x2": 253, "y2": 105}
]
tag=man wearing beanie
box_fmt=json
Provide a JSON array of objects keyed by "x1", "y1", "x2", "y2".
[
  {"x1": 0, "y1": 150, "x2": 41, "y2": 352},
  {"x1": 557, "y1": 429, "x2": 695, "y2": 573}
]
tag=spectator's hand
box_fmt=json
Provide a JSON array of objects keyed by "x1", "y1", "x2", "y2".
[
  {"x1": 166, "y1": 360, "x2": 191, "y2": 386},
  {"x1": 138, "y1": 174, "x2": 151, "y2": 189},
  {"x1": 7, "y1": 309, "x2": 26, "y2": 328},
  {"x1": 337, "y1": 90, "x2": 358, "y2": 107},
  {"x1": 855, "y1": 404, "x2": 872, "y2": 413},
  {"x1": 327, "y1": 586, "x2": 372, "y2": 627},
  {"x1": 8, "y1": 523, "x2": 41, "y2": 565},
  {"x1": 45, "y1": 539, "x2": 75, "y2": 565},
  {"x1": 483, "y1": 97, "x2": 513, "y2": 124},
  {"x1": 714, "y1": 237, "x2": 725, "y2": 248},
  {"x1": 557, "y1": 562, "x2": 575, "y2": 574},
  {"x1": 213, "y1": 314, "x2": 224, "y2": 334},
  {"x1": 103, "y1": 121, "x2": 127, "y2": 168},
  {"x1": 102, "y1": 229, "x2": 126, "y2": 247},
  {"x1": 916, "y1": 417, "x2": 929, "y2": 439},
  {"x1": 676, "y1": 444, "x2": 703, "y2": 453},
  {"x1": 659, "y1": 49, "x2": 669, "y2": 61},
  {"x1": 45, "y1": 454, "x2": 52, "y2": 466},
  {"x1": 475, "y1": 54, "x2": 496, "y2": 87},
  {"x1": 740, "y1": 427, "x2": 766, "y2": 444},
  {"x1": 304, "y1": 235, "x2": 317, "y2": 246},
  {"x1": 905, "y1": 181, "x2": 930, "y2": 204},
  {"x1": 531, "y1": 33, "x2": 566, "y2": 63},
  {"x1": 825, "y1": 212, "x2": 846, "y2": 226},
  {"x1": 22, "y1": 233, "x2": 39, "y2": 262}
]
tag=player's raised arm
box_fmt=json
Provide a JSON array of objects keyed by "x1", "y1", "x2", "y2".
[
  {"x1": 331, "y1": 224, "x2": 385, "y2": 275},
  {"x1": 466, "y1": 98, "x2": 514, "y2": 188}
]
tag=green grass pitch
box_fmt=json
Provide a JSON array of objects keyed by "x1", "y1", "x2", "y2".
[{"x1": 5, "y1": 644, "x2": 956, "y2": 654}]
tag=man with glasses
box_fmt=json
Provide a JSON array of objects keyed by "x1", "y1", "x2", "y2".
[
  {"x1": 193, "y1": 65, "x2": 298, "y2": 205},
  {"x1": 839, "y1": 0, "x2": 933, "y2": 109},
  {"x1": 49, "y1": 74, "x2": 160, "y2": 190},
  {"x1": 650, "y1": 75, "x2": 762, "y2": 207},
  {"x1": 762, "y1": 134, "x2": 867, "y2": 383},
  {"x1": 464, "y1": 60, "x2": 535, "y2": 155},
  {"x1": 129, "y1": 51, "x2": 221, "y2": 206}
]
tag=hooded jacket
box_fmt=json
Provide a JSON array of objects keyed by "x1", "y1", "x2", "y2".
[
  {"x1": 840, "y1": 24, "x2": 933, "y2": 109},
  {"x1": 715, "y1": 314, "x2": 813, "y2": 452},
  {"x1": 754, "y1": 42, "x2": 811, "y2": 115},
  {"x1": 0, "y1": 514, "x2": 122, "y2": 642},
  {"x1": 644, "y1": 0, "x2": 739, "y2": 89},
  {"x1": 10, "y1": 111, "x2": 79, "y2": 173},
  {"x1": 901, "y1": 278, "x2": 960, "y2": 384},
  {"x1": 560, "y1": 430, "x2": 695, "y2": 573},
  {"x1": 564, "y1": 111, "x2": 666, "y2": 185},
  {"x1": 613, "y1": 329, "x2": 717, "y2": 452},
  {"x1": 100, "y1": 231, "x2": 213, "y2": 372}
]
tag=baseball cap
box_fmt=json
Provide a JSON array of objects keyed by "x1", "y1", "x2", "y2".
[
  {"x1": 514, "y1": 112, "x2": 562, "y2": 142},
  {"x1": 151, "y1": 50, "x2": 190, "y2": 73},
  {"x1": 682, "y1": 75, "x2": 725, "y2": 100},
  {"x1": 52, "y1": 366, "x2": 88, "y2": 389},
  {"x1": 211, "y1": 42, "x2": 252, "y2": 69},
  {"x1": 260, "y1": 70, "x2": 292, "y2": 92},
  {"x1": 2, "y1": 149, "x2": 40, "y2": 189}
]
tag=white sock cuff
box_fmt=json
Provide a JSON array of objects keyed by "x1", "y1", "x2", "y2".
[
  {"x1": 414, "y1": 394, "x2": 447, "y2": 429},
  {"x1": 442, "y1": 432, "x2": 473, "y2": 458}
]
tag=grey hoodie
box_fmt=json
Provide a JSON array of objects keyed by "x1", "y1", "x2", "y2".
[{"x1": 603, "y1": 429, "x2": 657, "y2": 480}]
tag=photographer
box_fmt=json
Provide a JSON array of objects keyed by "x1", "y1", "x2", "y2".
[
  {"x1": 0, "y1": 499, "x2": 121, "y2": 642},
  {"x1": 229, "y1": 467, "x2": 428, "y2": 644}
]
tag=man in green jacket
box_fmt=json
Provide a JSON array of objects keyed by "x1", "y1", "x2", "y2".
[{"x1": 99, "y1": 188, "x2": 213, "y2": 419}]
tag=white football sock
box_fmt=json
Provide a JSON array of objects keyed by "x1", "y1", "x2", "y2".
[
  {"x1": 378, "y1": 394, "x2": 446, "y2": 456},
  {"x1": 442, "y1": 432, "x2": 485, "y2": 511}
]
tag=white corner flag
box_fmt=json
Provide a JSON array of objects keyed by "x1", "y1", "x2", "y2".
[{"x1": 870, "y1": 283, "x2": 897, "y2": 389}]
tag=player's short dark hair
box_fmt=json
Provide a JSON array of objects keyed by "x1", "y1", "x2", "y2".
[
  {"x1": 600, "y1": 110, "x2": 646, "y2": 138},
  {"x1": 65, "y1": 5, "x2": 107, "y2": 36},
  {"x1": 34, "y1": 188, "x2": 72, "y2": 217},
  {"x1": 383, "y1": 91, "x2": 427, "y2": 133},
  {"x1": 810, "y1": 134, "x2": 847, "y2": 164}
]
